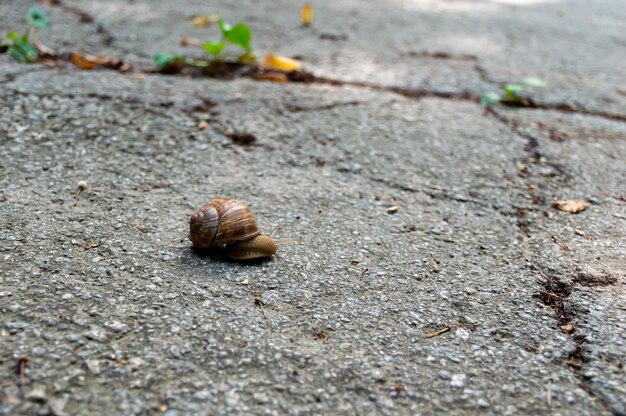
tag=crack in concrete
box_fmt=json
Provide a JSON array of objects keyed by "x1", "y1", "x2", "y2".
[
  {"x1": 48, "y1": 0, "x2": 115, "y2": 47},
  {"x1": 532, "y1": 265, "x2": 622, "y2": 415},
  {"x1": 492, "y1": 101, "x2": 620, "y2": 413}
]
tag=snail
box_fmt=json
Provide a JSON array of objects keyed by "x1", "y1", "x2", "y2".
[{"x1": 189, "y1": 198, "x2": 296, "y2": 260}]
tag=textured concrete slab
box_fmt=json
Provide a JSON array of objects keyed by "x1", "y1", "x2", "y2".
[{"x1": 0, "y1": 1, "x2": 624, "y2": 415}]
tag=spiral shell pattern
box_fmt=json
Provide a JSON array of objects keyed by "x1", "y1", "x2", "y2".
[{"x1": 189, "y1": 198, "x2": 260, "y2": 250}]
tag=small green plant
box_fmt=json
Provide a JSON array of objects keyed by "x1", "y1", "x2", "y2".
[
  {"x1": 1, "y1": 7, "x2": 50, "y2": 63},
  {"x1": 154, "y1": 17, "x2": 255, "y2": 72},
  {"x1": 205, "y1": 18, "x2": 253, "y2": 60},
  {"x1": 480, "y1": 77, "x2": 548, "y2": 107},
  {"x1": 153, "y1": 52, "x2": 184, "y2": 72}
]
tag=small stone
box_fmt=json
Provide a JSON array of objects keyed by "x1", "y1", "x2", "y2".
[
  {"x1": 477, "y1": 398, "x2": 490, "y2": 408},
  {"x1": 104, "y1": 320, "x2": 129, "y2": 333},
  {"x1": 450, "y1": 373, "x2": 466, "y2": 388},
  {"x1": 32, "y1": 346, "x2": 46, "y2": 356},
  {"x1": 253, "y1": 392, "x2": 269, "y2": 403},
  {"x1": 225, "y1": 390, "x2": 240, "y2": 407},
  {"x1": 455, "y1": 328, "x2": 470, "y2": 341},
  {"x1": 129, "y1": 357, "x2": 144, "y2": 371},
  {"x1": 25, "y1": 384, "x2": 47, "y2": 403},
  {"x1": 85, "y1": 359, "x2": 101, "y2": 375},
  {"x1": 386, "y1": 206, "x2": 400, "y2": 214},
  {"x1": 194, "y1": 390, "x2": 211, "y2": 400},
  {"x1": 84, "y1": 327, "x2": 108, "y2": 342},
  {"x1": 464, "y1": 287, "x2": 477, "y2": 295},
  {"x1": 50, "y1": 396, "x2": 68, "y2": 415}
]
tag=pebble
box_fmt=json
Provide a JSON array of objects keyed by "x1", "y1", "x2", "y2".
[
  {"x1": 25, "y1": 385, "x2": 47, "y2": 403},
  {"x1": 450, "y1": 373, "x2": 467, "y2": 388},
  {"x1": 455, "y1": 328, "x2": 470, "y2": 341},
  {"x1": 85, "y1": 359, "x2": 102, "y2": 375},
  {"x1": 104, "y1": 320, "x2": 129, "y2": 333},
  {"x1": 84, "y1": 327, "x2": 108, "y2": 342}
]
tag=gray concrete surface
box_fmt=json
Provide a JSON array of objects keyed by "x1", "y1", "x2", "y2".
[{"x1": 1, "y1": 1, "x2": 624, "y2": 415}]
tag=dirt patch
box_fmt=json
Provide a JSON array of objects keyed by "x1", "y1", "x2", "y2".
[{"x1": 573, "y1": 272, "x2": 619, "y2": 287}]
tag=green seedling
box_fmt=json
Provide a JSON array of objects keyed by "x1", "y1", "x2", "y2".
[
  {"x1": 153, "y1": 52, "x2": 184, "y2": 72},
  {"x1": 481, "y1": 77, "x2": 548, "y2": 107},
  {"x1": 155, "y1": 16, "x2": 255, "y2": 73},
  {"x1": 202, "y1": 18, "x2": 254, "y2": 62},
  {"x1": 1, "y1": 7, "x2": 51, "y2": 63}
]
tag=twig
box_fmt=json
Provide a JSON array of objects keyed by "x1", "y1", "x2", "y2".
[
  {"x1": 254, "y1": 295, "x2": 268, "y2": 321},
  {"x1": 16, "y1": 354, "x2": 29, "y2": 390},
  {"x1": 552, "y1": 236, "x2": 572, "y2": 251},
  {"x1": 423, "y1": 326, "x2": 450, "y2": 339},
  {"x1": 123, "y1": 222, "x2": 148, "y2": 233},
  {"x1": 360, "y1": 268, "x2": 369, "y2": 281}
]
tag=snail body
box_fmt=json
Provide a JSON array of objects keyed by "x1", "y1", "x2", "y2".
[{"x1": 189, "y1": 198, "x2": 279, "y2": 260}]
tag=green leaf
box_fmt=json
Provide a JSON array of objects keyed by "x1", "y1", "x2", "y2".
[
  {"x1": 3, "y1": 31, "x2": 20, "y2": 43},
  {"x1": 521, "y1": 76, "x2": 548, "y2": 88},
  {"x1": 480, "y1": 92, "x2": 501, "y2": 107},
  {"x1": 503, "y1": 83, "x2": 524, "y2": 98},
  {"x1": 202, "y1": 42, "x2": 225, "y2": 58},
  {"x1": 224, "y1": 23, "x2": 252, "y2": 51},
  {"x1": 218, "y1": 18, "x2": 232, "y2": 35},
  {"x1": 154, "y1": 52, "x2": 180, "y2": 69},
  {"x1": 8, "y1": 42, "x2": 38, "y2": 62},
  {"x1": 27, "y1": 7, "x2": 50, "y2": 29}
]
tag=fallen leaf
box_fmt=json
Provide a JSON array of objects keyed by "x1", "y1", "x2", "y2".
[
  {"x1": 301, "y1": 3, "x2": 313, "y2": 26},
  {"x1": 191, "y1": 14, "x2": 220, "y2": 27},
  {"x1": 71, "y1": 51, "x2": 97, "y2": 70},
  {"x1": 255, "y1": 71, "x2": 288, "y2": 83},
  {"x1": 262, "y1": 54, "x2": 301, "y2": 72},
  {"x1": 550, "y1": 200, "x2": 589, "y2": 214},
  {"x1": 71, "y1": 51, "x2": 130, "y2": 72}
]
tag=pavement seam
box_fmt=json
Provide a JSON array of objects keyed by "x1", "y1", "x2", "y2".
[
  {"x1": 47, "y1": 0, "x2": 115, "y2": 47},
  {"x1": 487, "y1": 105, "x2": 619, "y2": 414}
]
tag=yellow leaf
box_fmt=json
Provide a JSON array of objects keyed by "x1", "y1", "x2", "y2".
[
  {"x1": 262, "y1": 54, "x2": 301, "y2": 72},
  {"x1": 191, "y1": 14, "x2": 220, "y2": 27},
  {"x1": 301, "y1": 3, "x2": 313, "y2": 26},
  {"x1": 550, "y1": 200, "x2": 590, "y2": 214}
]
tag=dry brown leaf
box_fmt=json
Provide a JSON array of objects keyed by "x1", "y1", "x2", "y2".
[
  {"x1": 191, "y1": 14, "x2": 220, "y2": 27},
  {"x1": 301, "y1": 3, "x2": 313, "y2": 26},
  {"x1": 550, "y1": 199, "x2": 590, "y2": 214},
  {"x1": 71, "y1": 51, "x2": 130, "y2": 72},
  {"x1": 255, "y1": 71, "x2": 288, "y2": 83},
  {"x1": 262, "y1": 54, "x2": 301, "y2": 72}
]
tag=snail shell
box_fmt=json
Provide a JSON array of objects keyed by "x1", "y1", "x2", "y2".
[{"x1": 189, "y1": 198, "x2": 278, "y2": 260}]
